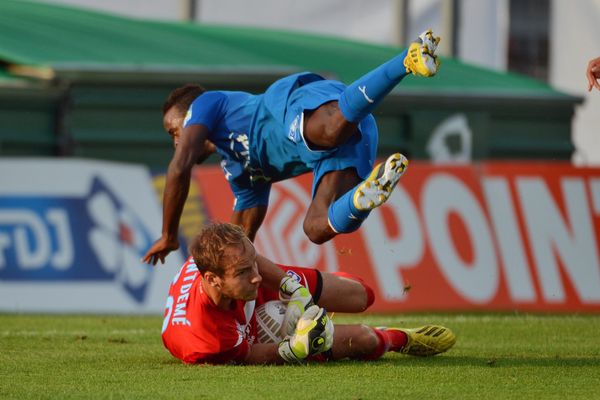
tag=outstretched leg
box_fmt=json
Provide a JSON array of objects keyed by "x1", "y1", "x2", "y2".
[
  {"x1": 328, "y1": 323, "x2": 455, "y2": 361},
  {"x1": 303, "y1": 30, "x2": 441, "y2": 148}
]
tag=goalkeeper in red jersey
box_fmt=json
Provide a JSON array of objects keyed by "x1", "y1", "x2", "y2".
[{"x1": 161, "y1": 222, "x2": 455, "y2": 364}]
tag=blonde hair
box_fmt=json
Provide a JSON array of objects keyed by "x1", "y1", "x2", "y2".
[{"x1": 189, "y1": 222, "x2": 247, "y2": 276}]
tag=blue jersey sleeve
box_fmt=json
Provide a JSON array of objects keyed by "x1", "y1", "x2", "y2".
[{"x1": 183, "y1": 91, "x2": 227, "y2": 131}]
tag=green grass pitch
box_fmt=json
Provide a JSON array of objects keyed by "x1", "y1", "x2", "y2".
[{"x1": 1, "y1": 313, "x2": 599, "y2": 399}]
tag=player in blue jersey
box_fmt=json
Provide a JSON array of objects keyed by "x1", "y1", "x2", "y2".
[{"x1": 143, "y1": 30, "x2": 441, "y2": 265}]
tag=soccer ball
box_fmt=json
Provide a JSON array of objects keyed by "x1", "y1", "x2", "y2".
[{"x1": 256, "y1": 300, "x2": 286, "y2": 343}]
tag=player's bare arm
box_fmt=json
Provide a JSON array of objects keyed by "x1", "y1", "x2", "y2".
[
  {"x1": 255, "y1": 254, "x2": 287, "y2": 291},
  {"x1": 587, "y1": 56, "x2": 600, "y2": 92},
  {"x1": 244, "y1": 343, "x2": 286, "y2": 364},
  {"x1": 195, "y1": 139, "x2": 217, "y2": 164},
  {"x1": 230, "y1": 206, "x2": 268, "y2": 241},
  {"x1": 142, "y1": 124, "x2": 210, "y2": 265}
]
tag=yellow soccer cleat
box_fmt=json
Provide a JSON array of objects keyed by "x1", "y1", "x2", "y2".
[
  {"x1": 353, "y1": 153, "x2": 408, "y2": 212},
  {"x1": 394, "y1": 325, "x2": 456, "y2": 356},
  {"x1": 404, "y1": 29, "x2": 441, "y2": 77}
]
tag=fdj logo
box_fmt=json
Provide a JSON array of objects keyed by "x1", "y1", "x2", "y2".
[{"x1": 0, "y1": 177, "x2": 154, "y2": 303}]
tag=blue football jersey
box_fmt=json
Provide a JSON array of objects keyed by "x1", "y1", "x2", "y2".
[
  {"x1": 183, "y1": 90, "x2": 260, "y2": 187},
  {"x1": 183, "y1": 72, "x2": 377, "y2": 211}
]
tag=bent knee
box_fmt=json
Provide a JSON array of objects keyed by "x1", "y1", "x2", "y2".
[
  {"x1": 304, "y1": 229, "x2": 328, "y2": 245},
  {"x1": 303, "y1": 219, "x2": 334, "y2": 245},
  {"x1": 332, "y1": 271, "x2": 375, "y2": 311},
  {"x1": 358, "y1": 324, "x2": 380, "y2": 351}
]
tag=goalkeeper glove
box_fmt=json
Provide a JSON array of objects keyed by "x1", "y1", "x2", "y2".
[
  {"x1": 278, "y1": 305, "x2": 334, "y2": 363},
  {"x1": 279, "y1": 275, "x2": 314, "y2": 337}
]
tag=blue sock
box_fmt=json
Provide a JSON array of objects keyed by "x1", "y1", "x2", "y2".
[
  {"x1": 338, "y1": 49, "x2": 409, "y2": 122},
  {"x1": 328, "y1": 186, "x2": 371, "y2": 233}
]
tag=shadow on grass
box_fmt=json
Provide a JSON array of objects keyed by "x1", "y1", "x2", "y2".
[
  {"x1": 156, "y1": 354, "x2": 600, "y2": 369},
  {"x1": 312, "y1": 355, "x2": 600, "y2": 368},
  {"x1": 442, "y1": 356, "x2": 600, "y2": 368}
]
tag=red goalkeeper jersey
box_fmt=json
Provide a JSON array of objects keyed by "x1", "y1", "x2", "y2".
[{"x1": 161, "y1": 257, "x2": 322, "y2": 364}]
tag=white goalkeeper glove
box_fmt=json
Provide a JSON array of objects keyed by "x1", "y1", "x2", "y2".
[
  {"x1": 277, "y1": 305, "x2": 334, "y2": 363},
  {"x1": 279, "y1": 276, "x2": 314, "y2": 337}
]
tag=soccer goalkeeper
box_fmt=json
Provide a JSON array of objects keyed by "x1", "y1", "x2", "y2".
[{"x1": 161, "y1": 223, "x2": 456, "y2": 364}]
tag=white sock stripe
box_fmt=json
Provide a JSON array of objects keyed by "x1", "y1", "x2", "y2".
[{"x1": 327, "y1": 217, "x2": 340, "y2": 234}]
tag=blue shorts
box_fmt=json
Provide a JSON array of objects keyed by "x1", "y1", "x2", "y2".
[{"x1": 232, "y1": 73, "x2": 378, "y2": 211}]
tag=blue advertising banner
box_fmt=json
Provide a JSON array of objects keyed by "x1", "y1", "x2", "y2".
[{"x1": 0, "y1": 159, "x2": 184, "y2": 313}]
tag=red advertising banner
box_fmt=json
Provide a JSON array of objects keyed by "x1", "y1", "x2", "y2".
[{"x1": 192, "y1": 162, "x2": 600, "y2": 313}]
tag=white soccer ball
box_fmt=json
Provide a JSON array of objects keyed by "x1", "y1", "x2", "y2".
[{"x1": 255, "y1": 300, "x2": 287, "y2": 343}]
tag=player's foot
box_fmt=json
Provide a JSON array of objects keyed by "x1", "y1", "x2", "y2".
[
  {"x1": 404, "y1": 29, "x2": 441, "y2": 77},
  {"x1": 353, "y1": 153, "x2": 408, "y2": 211},
  {"x1": 387, "y1": 325, "x2": 456, "y2": 356}
]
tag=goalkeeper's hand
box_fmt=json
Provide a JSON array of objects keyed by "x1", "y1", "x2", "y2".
[
  {"x1": 279, "y1": 276, "x2": 314, "y2": 337},
  {"x1": 277, "y1": 305, "x2": 334, "y2": 363}
]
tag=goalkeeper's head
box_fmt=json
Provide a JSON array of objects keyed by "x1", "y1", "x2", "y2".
[{"x1": 189, "y1": 223, "x2": 262, "y2": 302}]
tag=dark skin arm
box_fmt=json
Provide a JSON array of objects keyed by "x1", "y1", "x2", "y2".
[
  {"x1": 196, "y1": 140, "x2": 217, "y2": 164},
  {"x1": 231, "y1": 206, "x2": 268, "y2": 242},
  {"x1": 142, "y1": 124, "x2": 210, "y2": 265}
]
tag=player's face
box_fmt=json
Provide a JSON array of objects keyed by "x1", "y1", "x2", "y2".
[
  {"x1": 163, "y1": 107, "x2": 184, "y2": 149},
  {"x1": 220, "y1": 239, "x2": 262, "y2": 301}
]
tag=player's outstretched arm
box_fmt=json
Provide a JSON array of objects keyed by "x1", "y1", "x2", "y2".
[
  {"x1": 587, "y1": 57, "x2": 600, "y2": 92},
  {"x1": 255, "y1": 254, "x2": 288, "y2": 291},
  {"x1": 143, "y1": 124, "x2": 210, "y2": 265}
]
